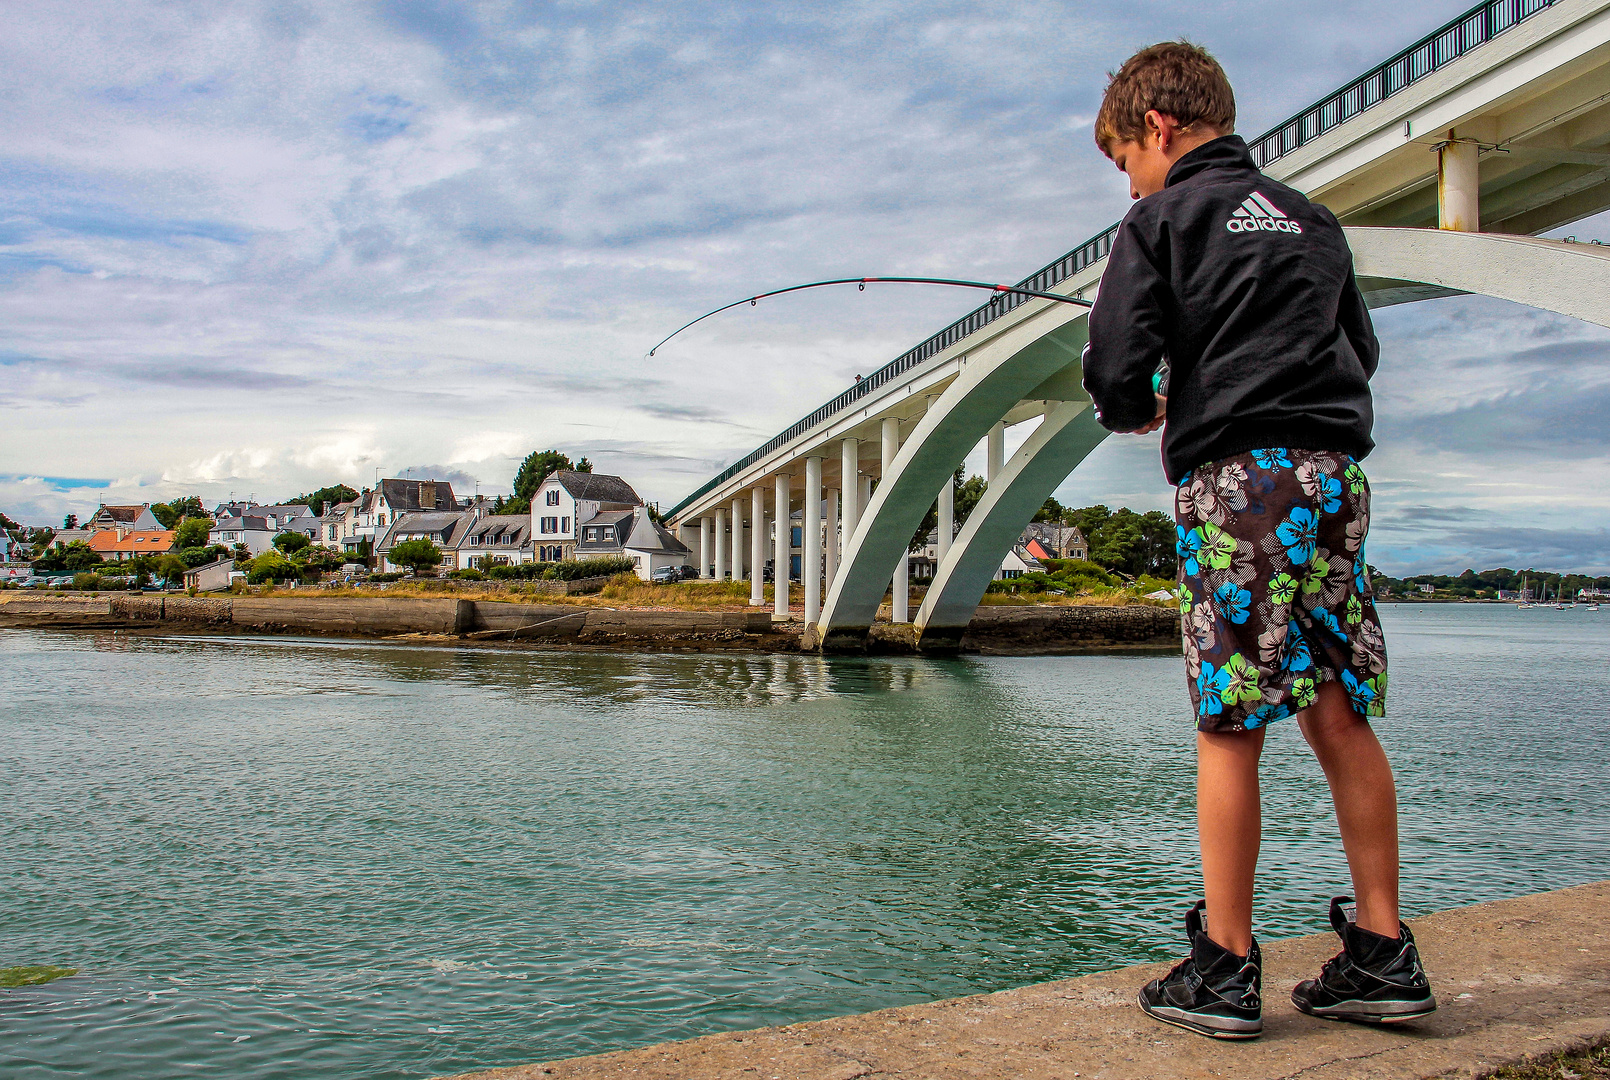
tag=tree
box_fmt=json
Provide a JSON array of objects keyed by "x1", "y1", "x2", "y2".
[
  {"x1": 273, "y1": 531, "x2": 312, "y2": 555},
  {"x1": 388, "y1": 538, "x2": 444, "y2": 574},
  {"x1": 287, "y1": 484, "x2": 358, "y2": 510},
  {"x1": 156, "y1": 553, "x2": 190, "y2": 584},
  {"x1": 1033, "y1": 495, "x2": 1065, "y2": 524},
  {"x1": 173, "y1": 516, "x2": 212, "y2": 548},
  {"x1": 62, "y1": 513, "x2": 78, "y2": 530},
  {"x1": 60, "y1": 542, "x2": 102, "y2": 573},
  {"x1": 246, "y1": 550, "x2": 298, "y2": 585},
  {"x1": 575, "y1": 457, "x2": 594, "y2": 473},
  {"x1": 151, "y1": 496, "x2": 205, "y2": 529},
  {"x1": 954, "y1": 474, "x2": 988, "y2": 529},
  {"x1": 513, "y1": 450, "x2": 576, "y2": 501}
]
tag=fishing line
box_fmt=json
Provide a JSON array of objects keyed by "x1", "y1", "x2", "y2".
[{"x1": 647, "y1": 277, "x2": 1092, "y2": 357}]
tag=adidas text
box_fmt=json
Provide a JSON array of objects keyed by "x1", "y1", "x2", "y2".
[{"x1": 1227, "y1": 191, "x2": 1303, "y2": 234}]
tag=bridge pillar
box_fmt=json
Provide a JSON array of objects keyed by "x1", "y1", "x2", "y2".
[
  {"x1": 773, "y1": 473, "x2": 790, "y2": 619},
  {"x1": 698, "y1": 517, "x2": 711, "y2": 579},
  {"x1": 880, "y1": 417, "x2": 907, "y2": 622},
  {"x1": 825, "y1": 487, "x2": 839, "y2": 589},
  {"x1": 840, "y1": 439, "x2": 860, "y2": 540},
  {"x1": 730, "y1": 496, "x2": 745, "y2": 583},
  {"x1": 938, "y1": 474, "x2": 954, "y2": 563},
  {"x1": 1438, "y1": 135, "x2": 1480, "y2": 232},
  {"x1": 750, "y1": 486, "x2": 765, "y2": 606},
  {"x1": 987, "y1": 421, "x2": 1006, "y2": 481},
  {"x1": 714, "y1": 507, "x2": 727, "y2": 581},
  {"x1": 804, "y1": 457, "x2": 823, "y2": 623}
]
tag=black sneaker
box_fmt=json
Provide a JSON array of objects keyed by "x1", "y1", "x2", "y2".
[
  {"x1": 1138, "y1": 900, "x2": 1263, "y2": 1039},
  {"x1": 1291, "y1": 896, "x2": 1437, "y2": 1024}
]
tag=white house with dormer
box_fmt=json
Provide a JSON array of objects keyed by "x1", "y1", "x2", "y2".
[{"x1": 531, "y1": 470, "x2": 642, "y2": 562}]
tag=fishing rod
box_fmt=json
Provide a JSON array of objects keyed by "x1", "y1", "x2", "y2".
[{"x1": 647, "y1": 276, "x2": 1092, "y2": 357}]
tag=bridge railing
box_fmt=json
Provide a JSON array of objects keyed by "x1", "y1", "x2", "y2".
[
  {"x1": 666, "y1": 0, "x2": 1560, "y2": 522},
  {"x1": 1249, "y1": 0, "x2": 1559, "y2": 167}
]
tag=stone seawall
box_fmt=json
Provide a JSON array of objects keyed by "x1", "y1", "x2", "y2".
[{"x1": 0, "y1": 595, "x2": 1177, "y2": 654}]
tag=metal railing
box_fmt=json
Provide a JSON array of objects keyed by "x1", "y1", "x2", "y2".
[
  {"x1": 1249, "y1": 0, "x2": 1558, "y2": 167},
  {"x1": 667, "y1": 0, "x2": 1562, "y2": 521}
]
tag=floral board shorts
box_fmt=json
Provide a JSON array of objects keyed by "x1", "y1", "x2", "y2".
[{"x1": 1175, "y1": 447, "x2": 1388, "y2": 733}]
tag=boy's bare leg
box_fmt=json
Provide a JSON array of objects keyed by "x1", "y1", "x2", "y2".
[
  {"x1": 1197, "y1": 728, "x2": 1265, "y2": 956},
  {"x1": 1297, "y1": 681, "x2": 1401, "y2": 937}
]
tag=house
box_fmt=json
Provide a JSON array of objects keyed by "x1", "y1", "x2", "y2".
[
  {"x1": 1021, "y1": 522, "x2": 1088, "y2": 561},
  {"x1": 48, "y1": 528, "x2": 95, "y2": 550},
  {"x1": 374, "y1": 511, "x2": 473, "y2": 573},
  {"x1": 996, "y1": 545, "x2": 1043, "y2": 580},
  {"x1": 322, "y1": 479, "x2": 461, "y2": 559},
  {"x1": 573, "y1": 506, "x2": 690, "y2": 580},
  {"x1": 209, "y1": 515, "x2": 278, "y2": 556},
  {"x1": 531, "y1": 471, "x2": 641, "y2": 561},
  {"x1": 183, "y1": 557, "x2": 235, "y2": 592},
  {"x1": 452, "y1": 513, "x2": 534, "y2": 570},
  {"x1": 86, "y1": 528, "x2": 176, "y2": 562},
  {"x1": 87, "y1": 503, "x2": 164, "y2": 532}
]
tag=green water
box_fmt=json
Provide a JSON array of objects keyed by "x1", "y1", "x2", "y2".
[{"x1": 2, "y1": 604, "x2": 1606, "y2": 1078}]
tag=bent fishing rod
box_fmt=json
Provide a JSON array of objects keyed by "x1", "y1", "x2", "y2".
[{"x1": 647, "y1": 276, "x2": 1092, "y2": 357}]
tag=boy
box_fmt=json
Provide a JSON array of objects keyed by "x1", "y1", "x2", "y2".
[{"x1": 1081, "y1": 42, "x2": 1435, "y2": 1040}]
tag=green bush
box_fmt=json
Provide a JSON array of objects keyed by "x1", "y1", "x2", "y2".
[
  {"x1": 246, "y1": 550, "x2": 298, "y2": 585},
  {"x1": 71, "y1": 572, "x2": 102, "y2": 590},
  {"x1": 273, "y1": 531, "x2": 312, "y2": 555},
  {"x1": 448, "y1": 568, "x2": 486, "y2": 581},
  {"x1": 369, "y1": 572, "x2": 403, "y2": 583},
  {"x1": 178, "y1": 546, "x2": 215, "y2": 568}
]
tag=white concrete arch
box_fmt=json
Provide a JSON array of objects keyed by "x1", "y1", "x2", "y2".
[
  {"x1": 1347, "y1": 227, "x2": 1610, "y2": 327},
  {"x1": 900, "y1": 226, "x2": 1610, "y2": 654},
  {"x1": 806, "y1": 307, "x2": 1090, "y2": 651}
]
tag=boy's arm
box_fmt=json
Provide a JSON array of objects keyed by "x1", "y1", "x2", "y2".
[{"x1": 1082, "y1": 218, "x2": 1171, "y2": 432}]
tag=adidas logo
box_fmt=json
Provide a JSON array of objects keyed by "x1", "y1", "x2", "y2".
[{"x1": 1226, "y1": 191, "x2": 1304, "y2": 234}]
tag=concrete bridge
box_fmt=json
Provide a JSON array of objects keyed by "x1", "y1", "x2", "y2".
[{"x1": 666, "y1": 0, "x2": 1610, "y2": 653}]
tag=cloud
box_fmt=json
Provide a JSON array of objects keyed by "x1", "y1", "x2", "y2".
[{"x1": 2, "y1": 0, "x2": 1607, "y2": 575}]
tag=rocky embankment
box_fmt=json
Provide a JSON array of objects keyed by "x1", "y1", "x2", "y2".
[{"x1": 0, "y1": 594, "x2": 1180, "y2": 654}]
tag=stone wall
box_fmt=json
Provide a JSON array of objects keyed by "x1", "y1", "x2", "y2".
[{"x1": 959, "y1": 603, "x2": 1180, "y2": 655}]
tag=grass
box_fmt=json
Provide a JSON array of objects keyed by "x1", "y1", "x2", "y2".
[
  {"x1": 1, "y1": 965, "x2": 77, "y2": 988},
  {"x1": 1487, "y1": 1039, "x2": 1609, "y2": 1078}
]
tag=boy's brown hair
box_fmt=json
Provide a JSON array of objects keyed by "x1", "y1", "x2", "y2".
[{"x1": 1094, "y1": 42, "x2": 1236, "y2": 155}]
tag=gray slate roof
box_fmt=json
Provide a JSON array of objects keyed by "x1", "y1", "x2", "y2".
[
  {"x1": 380, "y1": 478, "x2": 459, "y2": 512},
  {"x1": 550, "y1": 470, "x2": 640, "y2": 505}
]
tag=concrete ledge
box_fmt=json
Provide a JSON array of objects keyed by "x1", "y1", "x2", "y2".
[{"x1": 439, "y1": 881, "x2": 1608, "y2": 1080}]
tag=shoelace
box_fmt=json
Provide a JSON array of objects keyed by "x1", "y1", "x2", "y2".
[{"x1": 1317, "y1": 948, "x2": 1349, "y2": 984}]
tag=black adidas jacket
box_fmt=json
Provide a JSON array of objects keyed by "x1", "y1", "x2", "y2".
[{"x1": 1082, "y1": 135, "x2": 1379, "y2": 485}]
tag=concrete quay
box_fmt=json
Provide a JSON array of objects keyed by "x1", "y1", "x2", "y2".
[{"x1": 441, "y1": 881, "x2": 1608, "y2": 1080}]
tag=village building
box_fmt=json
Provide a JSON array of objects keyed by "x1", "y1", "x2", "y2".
[
  {"x1": 531, "y1": 471, "x2": 642, "y2": 562},
  {"x1": 87, "y1": 503, "x2": 164, "y2": 532},
  {"x1": 183, "y1": 557, "x2": 235, "y2": 592},
  {"x1": 452, "y1": 513, "x2": 534, "y2": 570},
  {"x1": 86, "y1": 528, "x2": 176, "y2": 562},
  {"x1": 374, "y1": 511, "x2": 473, "y2": 573},
  {"x1": 209, "y1": 515, "x2": 279, "y2": 556},
  {"x1": 573, "y1": 506, "x2": 691, "y2": 580}
]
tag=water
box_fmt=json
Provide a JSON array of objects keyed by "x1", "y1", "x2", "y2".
[{"x1": 1, "y1": 604, "x2": 1606, "y2": 1079}]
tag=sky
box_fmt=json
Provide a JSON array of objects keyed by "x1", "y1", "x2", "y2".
[{"x1": 2, "y1": 0, "x2": 1607, "y2": 574}]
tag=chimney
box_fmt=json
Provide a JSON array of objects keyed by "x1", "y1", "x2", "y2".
[{"x1": 422, "y1": 480, "x2": 437, "y2": 509}]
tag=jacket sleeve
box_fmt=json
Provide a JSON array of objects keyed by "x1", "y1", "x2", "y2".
[
  {"x1": 1337, "y1": 265, "x2": 1379, "y2": 379},
  {"x1": 1082, "y1": 213, "x2": 1171, "y2": 432}
]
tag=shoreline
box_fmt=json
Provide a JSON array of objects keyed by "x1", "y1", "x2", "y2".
[{"x1": 0, "y1": 594, "x2": 1182, "y2": 655}]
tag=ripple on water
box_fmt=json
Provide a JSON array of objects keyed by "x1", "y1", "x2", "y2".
[{"x1": 1, "y1": 605, "x2": 1607, "y2": 1079}]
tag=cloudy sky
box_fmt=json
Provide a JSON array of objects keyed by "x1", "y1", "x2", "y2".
[{"x1": 3, "y1": 1, "x2": 1607, "y2": 574}]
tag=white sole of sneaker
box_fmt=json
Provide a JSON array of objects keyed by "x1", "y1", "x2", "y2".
[
  {"x1": 1295, "y1": 997, "x2": 1437, "y2": 1024},
  {"x1": 1138, "y1": 992, "x2": 1263, "y2": 1039}
]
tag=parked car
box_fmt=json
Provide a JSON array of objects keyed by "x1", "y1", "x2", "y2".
[
  {"x1": 678, "y1": 565, "x2": 700, "y2": 580},
  {"x1": 650, "y1": 564, "x2": 681, "y2": 583}
]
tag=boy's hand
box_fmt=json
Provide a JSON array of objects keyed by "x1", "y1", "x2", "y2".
[{"x1": 1125, "y1": 394, "x2": 1167, "y2": 434}]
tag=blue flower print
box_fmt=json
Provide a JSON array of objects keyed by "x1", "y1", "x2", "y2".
[
  {"x1": 1197, "y1": 662, "x2": 1230, "y2": 717},
  {"x1": 1245, "y1": 702, "x2": 1291, "y2": 729},
  {"x1": 1316, "y1": 472, "x2": 1342, "y2": 514},
  {"x1": 1354, "y1": 549, "x2": 1369, "y2": 593},
  {"x1": 1213, "y1": 582, "x2": 1252, "y2": 625},
  {"x1": 1176, "y1": 525, "x2": 1202, "y2": 576},
  {"x1": 1313, "y1": 605, "x2": 1347, "y2": 640},
  {"x1": 1275, "y1": 507, "x2": 1318, "y2": 565},
  {"x1": 1252, "y1": 448, "x2": 1293, "y2": 470},
  {"x1": 1280, "y1": 621, "x2": 1312, "y2": 672},
  {"x1": 1342, "y1": 670, "x2": 1377, "y2": 713}
]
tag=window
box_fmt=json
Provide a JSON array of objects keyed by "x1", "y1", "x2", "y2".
[
  {"x1": 561, "y1": 517, "x2": 570, "y2": 533},
  {"x1": 585, "y1": 527, "x2": 597, "y2": 541},
  {"x1": 540, "y1": 516, "x2": 558, "y2": 534},
  {"x1": 545, "y1": 490, "x2": 560, "y2": 506},
  {"x1": 468, "y1": 535, "x2": 479, "y2": 545},
  {"x1": 376, "y1": 515, "x2": 385, "y2": 526},
  {"x1": 327, "y1": 526, "x2": 338, "y2": 540}
]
